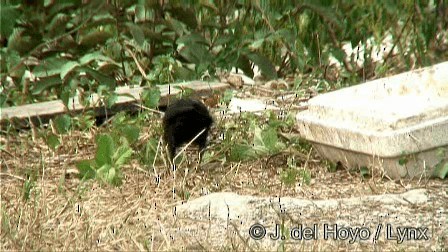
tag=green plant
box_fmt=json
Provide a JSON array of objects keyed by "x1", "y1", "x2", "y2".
[
  {"x1": 140, "y1": 137, "x2": 160, "y2": 169},
  {"x1": 325, "y1": 160, "x2": 339, "y2": 173},
  {"x1": 222, "y1": 111, "x2": 287, "y2": 162},
  {"x1": 22, "y1": 169, "x2": 37, "y2": 201},
  {"x1": 53, "y1": 114, "x2": 72, "y2": 134},
  {"x1": 280, "y1": 156, "x2": 311, "y2": 187},
  {"x1": 1, "y1": 204, "x2": 11, "y2": 236},
  {"x1": 76, "y1": 133, "x2": 133, "y2": 186},
  {"x1": 74, "y1": 113, "x2": 142, "y2": 187},
  {"x1": 141, "y1": 86, "x2": 161, "y2": 109},
  {"x1": 220, "y1": 89, "x2": 234, "y2": 106},
  {"x1": 398, "y1": 151, "x2": 412, "y2": 166},
  {"x1": 433, "y1": 147, "x2": 448, "y2": 179},
  {"x1": 72, "y1": 110, "x2": 96, "y2": 130},
  {"x1": 41, "y1": 114, "x2": 73, "y2": 151},
  {"x1": 359, "y1": 166, "x2": 371, "y2": 178},
  {"x1": 228, "y1": 143, "x2": 256, "y2": 162},
  {"x1": 253, "y1": 125, "x2": 286, "y2": 156},
  {"x1": 45, "y1": 132, "x2": 60, "y2": 151},
  {"x1": 2, "y1": 1, "x2": 446, "y2": 108}
]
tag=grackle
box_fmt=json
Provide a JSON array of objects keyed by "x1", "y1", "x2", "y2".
[{"x1": 163, "y1": 98, "x2": 213, "y2": 161}]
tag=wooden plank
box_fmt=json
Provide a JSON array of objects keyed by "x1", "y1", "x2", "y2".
[{"x1": 1, "y1": 81, "x2": 229, "y2": 126}]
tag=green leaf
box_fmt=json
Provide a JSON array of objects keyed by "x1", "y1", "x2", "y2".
[
  {"x1": 60, "y1": 85, "x2": 73, "y2": 107},
  {"x1": 166, "y1": 17, "x2": 186, "y2": 36},
  {"x1": 95, "y1": 134, "x2": 115, "y2": 166},
  {"x1": 330, "y1": 48, "x2": 347, "y2": 63},
  {"x1": 398, "y1": 151, "x2": 410, "y2": 166},
  {"x1": 249, "y1": 39, "x2": 264, "y2": 50},
  {"x1": 0, "y1": 5, "x2": 20, "y2": 38},
  {"x1": 300, "y1": 169, "x2": 312, "y2": 185},
  {"x1": 105, "y1": 92, "x2": 118, "y2": 109},
  {"x1": 280, "y1": 168, "x2": 298, "y2": 187},
  {"x1": 142, "y1": 87, "x2": 161, "y2": 109},
  {"x1": 107, "y1": 166, "x2": 123, "y2": 186},
  {"x1": 214, "y1": 34, "x2": 233, "y2": 45},
  {"x1": 433, "y1": 160, "x2": 448, "y2": 179},
  {"x1": 73, "y1": 111, "x2": 96, "y2": 130},
  {"x1": 113, "y1": 146, "x2": 133, "y2": 166},
  {"x1": 261, "y1": 127, "x2": 280, "y2": 152},
  {"x1": 79, "y1": 30, "x2": 113, "y2": 48},
  {"x1": 326, "y1": 161, "x2": 338, "y2": 172},
  {"x1": 141, "y1": 137, "x2": 159, "y2": 166},
  {"x1": 170, "y1": 7, "x2": 197, "y2": 29},
  {"x1": 276, "y1": 28, "x2": 295, "y2": 45},
  {"x1": 178, "y1": 42, "x2": 212, "y2": 65},
  {"x1": 229, "y1": 143, "x2": 255, "y2": 162},
  {"x1": 96, "y1": 164, "x2": 112, "y2": 184},
  {"x1": 236, "y1": 55, "x2": 254, "y2": 78},
  {"x1": 122, "y1": 125, "x2": 140, "y2": 145},
  {"x1": 253, "y1": 126, "x2": 269, "y2": 155},
  {"x1": 54, "y1": 114, "x2": 71, "y2": 134},
  {"x1": 76, "y1": 160, "x2": 95, "y2": 180},
  {"x1": 360, "y1": 166, "x2": 370, "y2": 178},
  {"x1": 46, "y1": 13, "x2": 70, "y2": 38},
  {"x1": 175, "y1": 86, "x2": 194, "y2": 99},
  {"x1": 177, "y1": 33, "x2": 209, "y2": 46},
  {"x1": 135, "y1": 4, "x2": 153, "y2": 22},
  {"x1": 8, "y1": 27, "x2": 34, "y2": 55},
  {"x1": 107, "y1": 167, "x2": 116, "y2": 183},
  {"x1": 245, "y1": 52, "x2": 277, "y2": 80},
  {"x1": 33, "y1": 57, "x2": 71, "y2": 78},
  {"x1": 79, "y1": 52, "x2": 114, "y2": 65},
  {"x1": 46, "y1": 133, "x2": 60, "y2": 150},
  {"x1": 23, "y1": 178, "x2": 34, "y2": 201},
  {"x1": 436, "y1": 148, "x2": 446, "y2": 159},
  {"x1": 1, "y1": 48, "x2": 20, "y2": 74},
  {"x1": 220, "y1": 89, "x2": 234, "y2": 105},
  {"x1": 172, "y1": 65, "x2": 195, "y2": 81},
  {"x1": 31, "y1": 76, "x2": 62, "y2": 95},
  {"x1": 0, "y1": 93, "x2": 6, "y2": 108},
  {"x1": 127, "y1": 23, "x2": 146, "y2": 46},
  {"x1": 398, "y1": 156, "x2": 408, "y2": 166},
  {"x1": 253, "y1": 126, "x2": 284, "y2": 155},
  {"x1": 79, "y1": 66, "x2": 116, "y2": 88},
  {"x1": 60, "y1": 61, "x2": 79, "y2": 79}
]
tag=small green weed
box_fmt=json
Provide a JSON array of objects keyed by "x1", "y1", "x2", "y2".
[{"x1": 76, "y1": 133, "x2": 134, "y2": 186}]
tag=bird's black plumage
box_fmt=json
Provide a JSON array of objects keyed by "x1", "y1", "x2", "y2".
[{"x1": 163, "y1": 98, "x2": 213, "y2": 160}]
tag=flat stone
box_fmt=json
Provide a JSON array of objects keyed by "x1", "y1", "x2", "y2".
[
  {"x1": 172, "y1": 190, "x2": 443, "y2": 250},
  {"x1": 176, "y1": 189, "x2": 429, "y2": 222}
]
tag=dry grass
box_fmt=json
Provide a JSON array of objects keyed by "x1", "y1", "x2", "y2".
[{"x1": 1, "y1": 88, "x2": 447, "y2": 251}]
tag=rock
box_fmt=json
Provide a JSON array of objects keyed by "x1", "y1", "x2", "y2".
[{"x1": 170, "y1": 189, "x2": 439, "y2": 250}]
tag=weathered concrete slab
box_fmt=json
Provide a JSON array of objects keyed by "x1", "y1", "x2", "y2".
[
  {"x1": 296, "y1": 62, "x2": 448, "y2": 179},
  {"x1": 176, "y1": 190, "x2": 428, "y2": 221},
  {"x1": 171, "y1": 190, "x2": 446, "y2": 250}
]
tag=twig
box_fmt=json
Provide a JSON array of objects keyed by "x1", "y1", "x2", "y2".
[
  {"x1": 156, "y1": 220, "x2": 171, "y2": 250},
  {"x1": 229, "y1": 222, "x2": 254, "y2": 252},
  {"x1": 124, "y1": 44, "x2": 148, "y2": 79},
  {"x1": 132, "y1": 103, "x2": 163, "y2": 114},
  {"x1": 303, "y1": 146, "x2": 313, "y2": 171},
  {"x1": 0, "y1": 173, "x2": 25, "y2": 181},
  {"x1": 172, "y1": 128, "x2": 207, "y2": 163},
  {"x1": 0, "y1": 148, "x2": 15, "y2": 158},
  {"x1": 383, "y1": 15, "x2": 412, "y2": 64}
]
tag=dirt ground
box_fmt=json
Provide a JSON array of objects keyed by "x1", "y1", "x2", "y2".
[
  {"x1": 1, "y1": 124, "x2": 448, "y2": 251},
  {"x1": 1, "y1": 86, "x2": 447, "y2": 251}
]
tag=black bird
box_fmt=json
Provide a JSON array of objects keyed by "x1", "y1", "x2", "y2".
[{"x1": 163, "y1": 98, "x2": 213, "y2": 161}]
